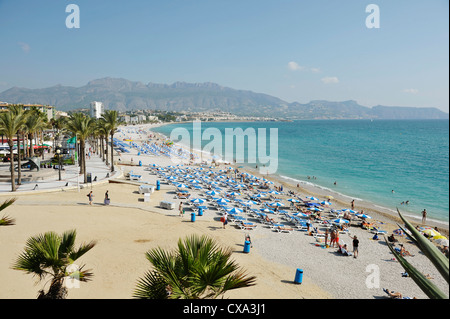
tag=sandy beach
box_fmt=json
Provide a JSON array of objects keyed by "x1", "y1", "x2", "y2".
[{"x1": 0, "y1": 122, "x2": 448, "y2": 300}]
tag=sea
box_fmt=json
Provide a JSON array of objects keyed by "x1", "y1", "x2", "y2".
[{"x1": 152, "y1": 119, "x2": 449, "y2": 225}]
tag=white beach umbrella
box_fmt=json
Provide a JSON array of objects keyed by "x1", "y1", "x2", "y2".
[
  {"x1": 216, "y1": 198, "x2": 230, "y2": 204},
  {"x1": 332, "y1": 218, "x2": 349, "y2": 225},
  {"x1": 269, "y1": 202, "x2": 285, "y2": 207},
  {"x1": 190, "y1": 198, "x2": 205, "y2": 204},
  {"x1": 227, "y1": 207, "x2": 243, "y2": 214}
]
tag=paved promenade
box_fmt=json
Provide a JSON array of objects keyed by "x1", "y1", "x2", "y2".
[{"x1": 0, "y1": 150, "x2": 121, "y2": 195}]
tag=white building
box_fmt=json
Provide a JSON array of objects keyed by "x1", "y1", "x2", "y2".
[{"x1": 90, "y1": 101, "x2": 104, "y2": 118}]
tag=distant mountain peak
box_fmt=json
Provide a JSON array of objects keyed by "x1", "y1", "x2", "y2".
[{"x1": 0, "y1": 77, "x2": 447, "y2": 120}]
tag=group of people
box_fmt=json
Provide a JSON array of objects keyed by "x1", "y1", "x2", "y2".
[{"x1": 86, "y1": 190, "x2": 110, "y2": 205}]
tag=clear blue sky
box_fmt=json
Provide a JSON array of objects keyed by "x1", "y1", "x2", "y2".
[{"x1": 0, "y1": 0, "x2": 448, "y2": 112}]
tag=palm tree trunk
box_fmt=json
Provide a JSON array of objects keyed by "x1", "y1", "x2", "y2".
[
  {"x1": 81, "y1": 140, "x2": 87, "y2": 183},
  {"x1": 17, "y1": 133, "x2": 22, "y2": 185},
  {"x1": 105, "y1": 136, "x2": 109, "y2": 166},
  {"x1": 110, "y1": 132, "x2": 114, "y2": 172},
  {"x1": 9, "y1": 142, "x2": 16, "y2": 192},
  {"x1": 29, "y1": 133, "x2": 34, "y2": 157}
]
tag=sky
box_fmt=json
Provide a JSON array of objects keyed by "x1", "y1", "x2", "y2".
[{"x1": 0, "y1": 0, "x2": 448, "y2": 112}]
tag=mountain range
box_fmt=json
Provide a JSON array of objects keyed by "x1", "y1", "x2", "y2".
[{"x1": 0, "y1": 77, "x2": 448, "y2": 120}]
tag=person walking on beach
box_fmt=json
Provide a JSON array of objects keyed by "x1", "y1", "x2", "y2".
[
  {"x1": 421, "y1": 209, "x2": 427, "y2": 224},
  {"x1": 104, "y1": 190, "x2": 110, "y2": 205},
  {"x1": 330, "y1": 229, "x2": 336, "y2": 247},
  {"x1": 325, "y1": 229, "x2": 329, "y2": 247},
  {"x1": 87, "y1": 191, "x2": 94, "y2": 205},
  {"x1": 348, "y1": 234, "x2": 359, "y2": 259},
  {"x1": 351, "y1": 200, "x2": 355, "y2": 210},
  {"x1": 179, "y1": 202, "x2": 183, "y2": 217},
  {"x1": 222, "y1": 212, "x2": 228, "y2": 229}
]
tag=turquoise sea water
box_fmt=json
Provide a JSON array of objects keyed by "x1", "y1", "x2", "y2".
[{"x1": 153, "y1": 120, "x2": 449, "y2": 224}]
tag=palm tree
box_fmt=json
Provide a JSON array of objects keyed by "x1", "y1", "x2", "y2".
[
  {"x1": 101, "y1": 110, "x2": 122, "y2": 172},
  {"x1": 0, "y1": 108, "x2": 28, "y2": 192},
  {"x1": 12, "y1": 229, "x2": 96, "y2": 299},
  {"x1": 0, "y1": 198, "x2": 17, "y2": 226},
  {"x1": 95, "y1": 118, "x2": 109, "y2": 164},
  {"x1": 134, "y1": 234, "x2": 256, "y2": 299},
  {"x1": 8, "y1": 105, "x2": 29, "y2": 185},
  {"x1": 65, "y1": 113, "x2": 94, "y2": 183},
  {"x1": 24, "y1": 109, "x2": 46, "y2": 158}
]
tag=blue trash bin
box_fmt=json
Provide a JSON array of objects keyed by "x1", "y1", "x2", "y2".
[
  {"x1": 156, "y1": 180, "x2": 160, "y2": 191},
  {"x1": 191, "y1": 212, "x2": 196, "y2": 222},
  {"x1": 198, "y1": 207, "x2": 203, "y2": 216},
  {"x1": 294, "y1": 268, "x2": 303, "y2": 284},
  {"x1": 139, "y1": 160, "x2": 142, "y2": 166},
  {"x1": 243, "y1": 240, "x2": 251, "y2": 253}
]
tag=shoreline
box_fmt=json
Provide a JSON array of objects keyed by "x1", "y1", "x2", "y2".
[
  {"x1": 147, "y1": 121, "x2": 449, "y2": 236},
  {"x1": 2, "y1": 123, "x2": 447, "y2": 300}
]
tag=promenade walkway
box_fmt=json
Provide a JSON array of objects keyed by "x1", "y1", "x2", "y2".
[{"x1": 0, "y1": 150, "x2": 121, "y2": 195}]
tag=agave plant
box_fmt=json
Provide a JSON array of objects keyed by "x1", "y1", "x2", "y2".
[
  {"x1": 0, "y1": 198, "x2": 17, "y2": 226},
  {"x1": 134, "y1": 234, "x2": 256, "y2": 299},
  {"x1": 12, "y1": 229, "x2": 96, "y2": 299},
  {"x1": 385, "y1": 209, "x2": 449, "y2": 299}
]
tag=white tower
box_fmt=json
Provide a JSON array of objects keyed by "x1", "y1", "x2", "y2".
[{"x1": 90, "y1": 101, "x2": 104, "y2": 118}]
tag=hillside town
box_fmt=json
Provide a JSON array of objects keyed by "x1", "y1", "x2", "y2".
[{"x1": 0, "y1": 101, "x2": 279, "y2": 124}]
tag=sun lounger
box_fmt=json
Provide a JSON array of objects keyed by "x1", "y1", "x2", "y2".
[
  {"x1": 238, "y1": 221, "x2": 257, "y2": 230},
  {"x1": 371, "y1": 227, "x2": 388, "y2": 235},
  {"x1": 276, "y1": 226, "x2": 294, "y2": 233}
]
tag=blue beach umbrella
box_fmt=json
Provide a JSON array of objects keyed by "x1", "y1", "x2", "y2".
[
  {"x1": 227, "y1": 207, "x2": 243, "y2": 214},
  {"x1": 260, "y1": 208, "x2": 275, "y2": 214},
  {"x1": 206, "y1": 190, "x2": 220, "y2": 196},
  {"x1": 269, "y1": 202, "x2": 285, "y2": 207},
  {"x1": 294, "y1": 212, "x2": 309, "y2": 218},
  {"x1": 307, "y1": 196, "x2": 319, "y2": 201},
  {"x1": 227, "y1": 192, "x2": 241, "y2": 197},
  {"x1": 332, "y1": 218, "x2": 349, "y2": 225},
  {"x1": 175, "y1": 183, "x2": 189, "y2": 189},
  {"x1": 190, "y1": 198, "x2": 205, "y2": 204},
  {"x1": 356, "y1": 213, "x2": 372, "y2": 219},
  {"x1": 216, "y1": 198, "x2": 230, "y2": 204},
  {"x1": 288, "y1": 198, "x2": 301, "y2": 203},
  {"x1": 321, "y1": 201, "x2": 332, "y2": 206}
]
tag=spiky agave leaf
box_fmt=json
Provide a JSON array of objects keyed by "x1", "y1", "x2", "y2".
[
  {"x1": 396, "y1": 208, "x2": 449, "y2": 283},
  {"x1": 386, "y1": 239, "x2": 447, "y2": 299}
]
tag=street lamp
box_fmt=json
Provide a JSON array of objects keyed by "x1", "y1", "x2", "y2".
[{"x1": 57, "y1": 144, "x2": 62, "y2": 181}]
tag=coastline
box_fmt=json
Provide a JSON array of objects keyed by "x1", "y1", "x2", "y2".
[
  {"x1": 1, "y1": 122, "x2": 447, "y2": 300},
  {"x1": 148, "y1": 121, "x2": 449, "y2": 237}
]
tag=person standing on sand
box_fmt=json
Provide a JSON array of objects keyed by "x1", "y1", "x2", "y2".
[
  {"x1": 87, "y1": 191, "x2": 93, "y2": 205},
  {"x1": 421, "y1": 209, "x2": 427, "y2": 224},
  {"x1": 222, "y1": 212, "x2": 228, "y2": 229},
  {"x1": 179, "y1": 202, "x2": 183, "y2": 217},
  {"x1": 349, "y1": 234, "x2": 359, "y2": 259},
  {"x1": 325, "y1": 229, "x2": 329, "y2": 247},
  {"x1": 351, "y1": 200, "x2": 355, "y2": 210}
]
